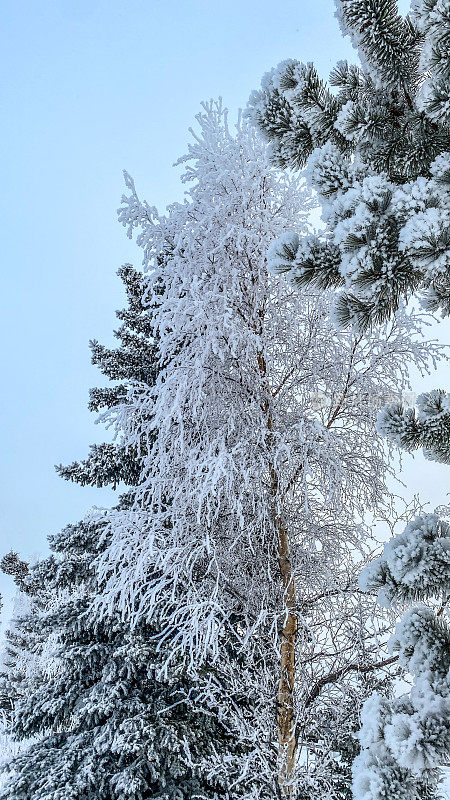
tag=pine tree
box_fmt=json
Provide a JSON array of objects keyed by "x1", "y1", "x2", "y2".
[
  {"x1": 247, "y1": 0, "x2": 450, "y2": 332},
  {"x1": 97, "y1": 101, "x2": 435, "y2": 799},
  {"x1": 353, "y1": 513, "x2": 450, "y2": 800},
  {"x1": 0, "y1": 265, "x2": 258, "y2": 800},
  {"x1": 248, "y1": 2, "x2": 450, "y2": 793}
]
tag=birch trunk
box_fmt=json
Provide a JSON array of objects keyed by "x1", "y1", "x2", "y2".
[{"x1": 258, "y1": 352, "x2": 298, "y2": 799}]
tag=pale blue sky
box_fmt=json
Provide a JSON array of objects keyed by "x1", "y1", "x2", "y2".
[{"x1": 1, "y1": 0, "x2": 448, "y2": 624}]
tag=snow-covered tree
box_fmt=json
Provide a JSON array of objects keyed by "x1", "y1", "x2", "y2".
[
  {"x1": 0, "y1": 264, "x2": 257, "y2": 800},
  {"x1": 57, "y1": 262, "x2": 159, "y2": 490},
  {"x1": 353, "y1": 513, "x2": 450, "y2": 800},
  {"x1": 0, "y1": 555, "x2": 35, "y2": 729},
  {"x1": 97, "y1": 100, "x2": 437, "y2": 799},
  {"x1": 247, "y1": 0, "x2": 450, "y2": 333}
]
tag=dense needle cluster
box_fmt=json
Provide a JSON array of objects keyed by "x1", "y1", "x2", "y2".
[
  {"x1": 355, "y1": 513, "x2": 450, "y2": 799},
  {"x1": 378, "y1": 389, "x2": 450, "y2": 463}
]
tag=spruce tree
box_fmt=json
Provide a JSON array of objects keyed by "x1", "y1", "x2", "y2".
[
  {"x1": 0, "y1": 265, "x2": 258, "y2": 800},
  {"x1": 0, "y1": 554, "x2": 40, "y2": 730}
]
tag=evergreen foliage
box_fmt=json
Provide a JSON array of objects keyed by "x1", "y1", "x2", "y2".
[
  {"x1": 354, "y1": 513, "x2": 450, "y2": 799},
  {"x1": 378, "y1": 389, "x2": 450, "y2": 463},
  {"x1": 1, "y1": 518, "x2": 255, "y2": 800},
  {"x1": 56, "y1": 263, "x2": 159, "y2": 489},
  {"x1": 247, "y1": 0, "x2": 450, "y2": 331}
]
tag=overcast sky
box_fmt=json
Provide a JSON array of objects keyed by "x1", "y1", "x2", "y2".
[{"x1": 1, "y1": 0, "x2": 449, "y2": 628}]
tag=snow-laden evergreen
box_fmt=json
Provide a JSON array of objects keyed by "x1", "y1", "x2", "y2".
[
  {"x1": 378, "y1": 389, "x2": 450, "y2": 464},
  {"x1": 353, "y1": 512, "x2": 450, "y2": 799},
  {"x1": 360, "y1": 514, "x2": 450, "y2": 606},
  {"x1": 96, "y1": 101, "x2": 437, "y2": 799},
  {"x1": 247, "y1": 0, "x2": 450, "y2": 332},
  {"x1": 0, "y1": 571, "x2": 42, "y2": 790}
]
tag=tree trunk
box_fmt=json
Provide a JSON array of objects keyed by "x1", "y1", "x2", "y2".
[
  {"x1": 258, "y1": 352, "x2": 298, "y2": 799},
  {"x1": 271, "y1": 453, "x2": 298, "y2": 799}
]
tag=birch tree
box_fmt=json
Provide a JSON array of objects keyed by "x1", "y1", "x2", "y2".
[{"x1": 97, "y1": 101, "x2": 437, "y2": 799}]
